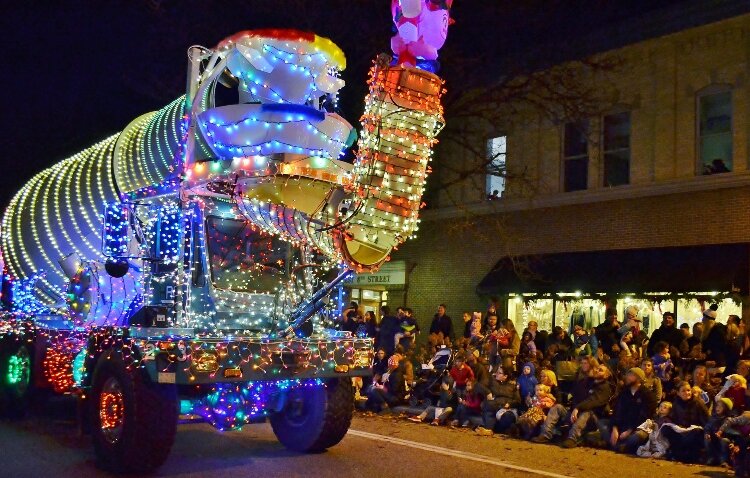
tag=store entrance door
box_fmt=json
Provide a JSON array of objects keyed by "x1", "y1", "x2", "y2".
[{"x1": 349, "y1": 287, "x2": 388, "y2": 321}]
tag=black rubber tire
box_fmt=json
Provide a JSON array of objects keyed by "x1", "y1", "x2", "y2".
[
  {"x1": 90, "y1": 350, "x2": 177, "y2": 473},
  {"x1": 0, "y1": 337, "x2": 33, "y2": 418},
  {"x1": 270, "y1": 378, "x2": 353, "y2": 453}
]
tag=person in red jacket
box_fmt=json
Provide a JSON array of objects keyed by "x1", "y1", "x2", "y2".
[
  {"x1": 449, "y1": 355, "x2": 475, "y2": 395},
  {"x1": 451, "y1": 379, "x2": 483, "y2": 427}
]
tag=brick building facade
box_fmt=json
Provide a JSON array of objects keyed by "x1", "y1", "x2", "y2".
[{"x1": 386, "y1": 11, "x2": 750, "y2": 337}]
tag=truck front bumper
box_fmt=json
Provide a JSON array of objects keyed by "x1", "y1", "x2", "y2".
[{"x1": 131, "y1": 330, "x2": 374, "y2": 385}]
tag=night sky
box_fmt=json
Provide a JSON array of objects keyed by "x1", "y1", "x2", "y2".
[{"x1": 2, "y1": 0, "x2": 696, "y2": 211}]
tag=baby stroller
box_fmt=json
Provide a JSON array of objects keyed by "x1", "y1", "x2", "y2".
[{"x1": 409, "y1": 346, "x2": 453, "y2": 407}]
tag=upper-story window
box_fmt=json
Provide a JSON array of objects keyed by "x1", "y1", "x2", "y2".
[
  {"x1": 699, "y1": 90, "x2": 732, "y2": 175},
  {"x1": 486, "y1": 135, "x2": 506, "y2": 200},
  {"x1": 563, "y1": 122, "x2": 588, "y2": 192},
  {"x1": 603, "y1": 112, "x2": 631, "y2": 186}
]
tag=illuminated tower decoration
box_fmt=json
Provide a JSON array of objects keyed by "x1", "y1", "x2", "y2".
[{"x1": 340, "y1": 0, "x2": 451, "y2": 269}]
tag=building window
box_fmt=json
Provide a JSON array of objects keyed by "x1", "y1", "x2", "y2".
[
  {"x1": 563, "y1": 122, "x2": 588, "y2": 191},
  {"x1": 699, "y1": 90, "x2": 732, "y2": 175},
  {"x1": 486, "y1": 135, "x2": 506, "y2": 200},
  {"x1": 603, "y1": 112, "x2": 631, "y2": 186}
]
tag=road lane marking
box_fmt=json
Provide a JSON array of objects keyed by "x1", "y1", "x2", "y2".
[{"x1": 348, "y1": 429, "x2": 573, "y2": 478}]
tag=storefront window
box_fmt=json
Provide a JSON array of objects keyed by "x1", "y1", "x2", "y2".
[
  {"x1": 508, "y1": 297, "x2": 554, "y2": 332},
  {"x1": 507, "y1": 293, "x2": 741, "y2": 338},
  {"x1": 555, "y1": 299, "x2": 607, "y2": 333}
]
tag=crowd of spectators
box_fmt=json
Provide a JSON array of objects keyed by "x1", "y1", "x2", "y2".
[{"x1": 344, "y1": 301, "x2": 750, "y2": 476}]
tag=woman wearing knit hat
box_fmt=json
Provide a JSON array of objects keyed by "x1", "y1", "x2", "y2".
[
  {"x1": 610, "y1": 367, "x2": 658, "y2": 454},
  {"x1": 704, "y1": 397, "x2": 733, "y2": 466},
  {"x1": 365, "y1": 353, "x2": 407, "y2": 413}
]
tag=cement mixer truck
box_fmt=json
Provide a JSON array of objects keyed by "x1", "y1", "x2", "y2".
[{"x1": 0, "y1": 2, "x2": 452, "y2": 472}]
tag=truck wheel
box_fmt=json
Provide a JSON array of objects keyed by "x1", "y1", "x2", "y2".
[
  {"x1": 90, "y1": 351, "x2": 177, "y2": 473},
  {"x1": 270, "y1": 378, "x2": 353, "y2": 453},
  {"x1": 0, "y1": 339, "x2": 33, "y2": 417}
]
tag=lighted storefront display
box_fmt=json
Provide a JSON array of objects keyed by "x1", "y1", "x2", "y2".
[
  {"x1": 479, "y1": 244, "x2": 748, "y2": 334},
  {"x1": 507, "y1": 293, "x2": 741, "y2": 335}
]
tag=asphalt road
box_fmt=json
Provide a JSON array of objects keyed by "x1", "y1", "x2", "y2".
[{"x1": 0, "y1": 401, "x2": 734, "y2": 478}]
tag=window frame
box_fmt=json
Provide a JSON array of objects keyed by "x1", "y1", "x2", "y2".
[
  {"x1": 485, "y1": 135, "x2": 507, "y2": 200},
  {"x1": 561, "y1": 121, "x2": 590, "y2": 192},
  {"x1": 696, "y1": 86, "x2": 733, "y2": 176},
  {"x1": 601, "y1": 110, "x2": 631, "y2": 187}
]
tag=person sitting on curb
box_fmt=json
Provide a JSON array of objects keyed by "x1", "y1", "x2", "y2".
[
  {"x1": 610, "y1": 367, "x2": 658, "y2": 454},
  {"x1": 449, "y1": 354, "x2": 475, "y2": 396},
  {"x1": 475, "y1": 366, "x2": 521, "y2": 436},
  {"x1": 532, "y1": 363, "x2": 613, "y2": 448},
  {"x1": 450, "y1": 379, "x2": 484, "y2": 428},
  {"x1": 365, "y1": 354, "x2": 407, "y2": 413}
]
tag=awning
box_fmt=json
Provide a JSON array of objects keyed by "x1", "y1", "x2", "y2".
[{"x1": 476, "y1": 244, "x2": 750, "y2": 296}]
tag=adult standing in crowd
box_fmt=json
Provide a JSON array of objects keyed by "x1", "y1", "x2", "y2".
[
  {"x1": 356, "y1": 310, "x2": 378, "y2": 339},
  {"x1": 596, "y1": 309, "x2": 620, "y2": 356},
  {"x1": 377, "y1": 305, "x2": 400, "y2": 356},
  {"x1": 339, "y1": 308, "x2": 360, "y2": 334},
  {"x1": 702, "y1": 307, "x2": 729, "y2": 366},
  {"x1": 687, "y1": 322, "x2": 704, "y2": 351},
  {"x1": 501, "y1": 319, "x2": 521, "y2": 373},
  {"x1": 647, "y1": 311, "x2": 687, "y2": 357},
  {"x1": 429, "y1": 304, "x2": 454, "y2": 345}
]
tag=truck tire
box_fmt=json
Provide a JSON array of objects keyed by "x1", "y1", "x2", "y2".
[
  {"x1": 270, "y1": 377, "x2": 353, "y2": 452},
  {"x1": 0, "y1": 338, "x2": 33, "y2": 417},
  {"x1": 90, "y1": 351, "x2": 177, "y2": 473}
]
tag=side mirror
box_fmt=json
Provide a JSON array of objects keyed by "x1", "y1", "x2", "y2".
[{"x1": 151, "y1": 206, "x2": 182, "y2": 265}]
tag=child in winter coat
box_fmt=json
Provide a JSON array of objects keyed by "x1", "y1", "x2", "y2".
[
  {"x1": 449, "y1": 355, "x2": 475, "y2": 395},
  {"x1": 573, "y1": 325, "x2": 593, "y2": 357},
  {"x1": 517, "y1": 362, "x2": 538, "y2": 408},
  {"x1": 716, "y1": 374, "x2": 747, "y2": 414},
  {"x1": 705, "y1": 397, "x2": 733, "y2": 466},
  {"x1": 651, "y1": 341, "x2": 674, "y2": 387},
  {"x1": 451, "y1": 379, "x2": 484, "y2": 428},
  {"x1": 519, "y1": 331, "x2": 537, "y2": 364},
  {"x1": 641, "y1": 358, "x2": 664, "y2": 401},
  {"x1": 517, "y1": 384, "x2": 556, "y2": 439},
  {"x1": 470, "y1": 312, "x2": 483, "y2": 341},
  {"x1": 636, "y1": 401, "x2": 673, "y2": 458}
]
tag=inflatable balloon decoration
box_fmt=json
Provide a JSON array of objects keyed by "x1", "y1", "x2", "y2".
[{"x1": 391, "y1": 0, "x2": 454, "y2": 72}]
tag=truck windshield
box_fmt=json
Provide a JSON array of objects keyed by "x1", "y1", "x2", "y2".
[{"x1": 205, "y1": 216, "x2": 289, "y2": 293}]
